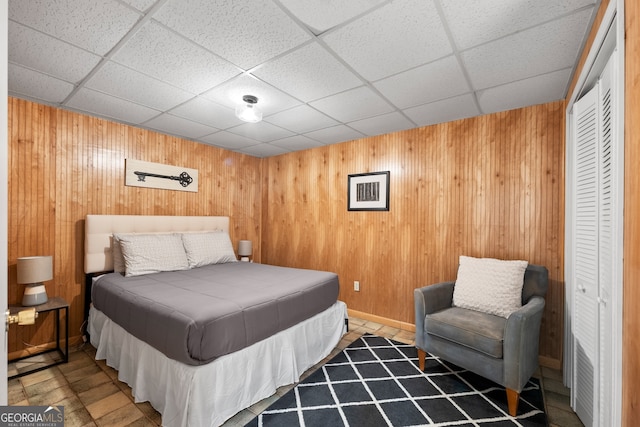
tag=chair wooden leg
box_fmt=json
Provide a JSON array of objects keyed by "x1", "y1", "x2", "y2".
[
  {"x1": 417, "y1": 349, "x2": 426, "y2": 371},
  {"x1": 506, "y1": 388, "x2": 519, "y2": 416}
]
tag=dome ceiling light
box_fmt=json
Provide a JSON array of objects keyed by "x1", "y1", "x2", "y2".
[{"x1": 235, "y1": 94, "x2": 263, "y2": 123}]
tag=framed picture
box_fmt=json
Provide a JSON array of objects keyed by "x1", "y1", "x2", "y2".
[
  {"x1": 348, "y1": 171, "x2": 390, "y2": 211},
  {"x1": 125, "y1": 159, "x2": 198, "y2": 193}
]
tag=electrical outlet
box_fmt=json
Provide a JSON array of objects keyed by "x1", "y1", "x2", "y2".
[{"x1": 354, "y1": 281, "x2": 360, "y2": 292}]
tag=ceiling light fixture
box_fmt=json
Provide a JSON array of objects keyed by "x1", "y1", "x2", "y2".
[{"x1": 235, "y1": 94, "x2": 263, "y2": 123}]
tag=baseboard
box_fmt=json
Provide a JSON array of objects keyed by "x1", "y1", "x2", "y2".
[
  {"x1": 347, "y1": 308, "x2": 416, "y2": 332},
  {"x1": 538, "y1": 355, "x2": 562, "y2": 370}
]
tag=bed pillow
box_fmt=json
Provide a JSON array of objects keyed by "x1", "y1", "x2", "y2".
[
  {"x1": 452, "y1": 255, "x2": 528, "y2": 318},
  {"x1": 115, "y1": 233, "x2": 190, "y2": 277},
  {"x1": 181, "y1": 232, "x2": 238, "y2": 268},
  {"x1": 112, "y1": 235, "x2": 126, "y2": 274},
  {"x1": 112, "y1": 232, "x2": 187, "y2": 274}
]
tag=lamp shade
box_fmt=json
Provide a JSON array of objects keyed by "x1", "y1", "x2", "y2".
[
  {"x1": 235, "y1": 95, "x2": 263, "y2": 123},
  {"x1": 17, "y1": 256, "x2": 52, "y2": 306},
  {"x1": 235, "y1": 104, "x2": 262, "y2": 123},
  {"x1": 238, "y1": 240, "x2": 252, "y2": 262},
  {"x1": 17, "y1": 256, "x2": 53, "y2": 284}
]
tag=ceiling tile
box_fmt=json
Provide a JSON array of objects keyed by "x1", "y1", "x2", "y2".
[
  {"x1": 348, "y1": 112, "x2": 415, "y2": 137},
  {"x1": 279, "y1": 0, "x2": 385, "y2": 34},
  {"x1": 265, "y1": 105, "x2": 338, "y2": 134},
  {"x1": 85, "y1": 61, "x2": 194, "y2": 111},
  {"x1": 8, "y1": 64, "x2": 74, "y2": 103},
  {"x1": 462, "y1": 8, "x2": 593, "y2": 90},
  {"x1": 153, "y1": 0, "x2": 311, "y2": 70},
  {"x1": 66, "y1": 88, "x2": 160, "y2": 124},
  {"x1": 304, "y1": 125, "x2": 365, "y2": 145},
  {"x1": 309, "y1": 86, "x2": 394, "y2": 122},
  {"x1": 202, "y1": 74, "x2": 301, "y2": 116},
  {"x1": 200, "y1": 131, "x2": 261, "y2": 150},
  {"x1": 270, "y1": 135, "x2": 325, "y2": 151},
  {"x1": 170, "y1": 97, "x2": 242, "y2": 129},
  {"x1": 9, "y1": 0, "x2": 140, "y2": 55},
  {"x1": 322, "y1": 0, "x2": 452, "y2": 81},
  {"x1": 7, "y1": 0, "x2": 599, "y2": 157},
  {"x1": 441, "y1": 0, "x2": 596, "y2": 50},
  {"x1": 143, "y1": 114, "x2": 219, "y2": 139},
  {"x1": 227, "y1": 121, "x2": 294, "y2": 142},
  {"x1": 253, "y1": 42, "x2": 362, "y2": 102},
  {"x1": 374, "y1": 56, "x2": 470, "y2": 109},
  {"x1": 9, "y1": 21, "x2": 101, "y2": 84},
  {"x1": 112, "y1": 21, "x2": 241, "y2": 94},
  {"x1": 240, "y1": 143, "x2": 290, "y2": 158},
  {"x1": 403, "y1": 94, "x2": 481, "y2": 127},
  {"x1": 477, "y1": 69, "x2": 572, "y2": 114}
]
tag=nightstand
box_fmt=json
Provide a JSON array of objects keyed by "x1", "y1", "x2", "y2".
[{"x1": 8, "y1": 296, "x2": 69, "y2": 379}]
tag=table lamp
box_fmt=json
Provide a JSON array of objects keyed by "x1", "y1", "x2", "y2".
[
  {"x1": 238, "y1": 240, "x2": 252, "y2": 262},
  {"x1": 17, "y1": 256, "x2": 52, "y2": 306}
]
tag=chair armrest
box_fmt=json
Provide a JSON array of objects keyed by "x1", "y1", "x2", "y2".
[
  {"x1": 414, "y1": 282, "x2": 454, "y2": 349},
  {"x1": 503, "y1": 296, "x2": 546, "y2": 391}
]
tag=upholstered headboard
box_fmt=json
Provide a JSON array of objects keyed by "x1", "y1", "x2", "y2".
[{"x1": 84, "y1": 214, "x2": 230, "y2": 274}]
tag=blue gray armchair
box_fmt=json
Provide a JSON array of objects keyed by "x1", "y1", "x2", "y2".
[{"x1": 414, "y1": 264, "x2": 548, "y2": 416}]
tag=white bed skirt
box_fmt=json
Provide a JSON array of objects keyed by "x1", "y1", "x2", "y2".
[{"x1": 89, "y1": 301, "x2": 347, "y2": 427}]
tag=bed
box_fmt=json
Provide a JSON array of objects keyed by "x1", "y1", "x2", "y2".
[{"x1": 84, "y1": 214, "x2": 347, "y2": 426}]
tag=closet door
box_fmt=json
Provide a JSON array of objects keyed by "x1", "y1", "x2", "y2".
[
  {"x1": 571, "y1": 50, "x2": 617, "y2": 427},
  {"x1": 597, "y1": 52, "x2": 615, "y2": 427},
  {"x1": 572, "y1": 83, "x2": 599, "y2": 427}
]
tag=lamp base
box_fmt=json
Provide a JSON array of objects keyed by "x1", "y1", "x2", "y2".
[
  {"x1": 240, "y1": 256, "x2": 250, "y2": 262},
  {"x1": 22, "y1": 283, "x2": 48, "y2": 306}
]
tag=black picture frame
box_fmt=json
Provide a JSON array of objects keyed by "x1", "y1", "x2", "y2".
[{"x1": 348, "y1": 171, "x2": 390, "y2": 211}]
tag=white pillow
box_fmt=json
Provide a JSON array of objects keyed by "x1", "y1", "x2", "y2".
[
  {"x1": 452, "y1": 255, "x2": 528, "y2": 318},
  {"x1": 181, "y1": 232, "x2": 238, "y2": 268},
  {"x1": 115, "y1": 233, "x2": 190, "y2": 277},
  {"x1": 112, "y1": 235, "x2": 126, "y2": 273},
  {"x1": 112, "y1": 232, "x2": 183, "y2": 273}
]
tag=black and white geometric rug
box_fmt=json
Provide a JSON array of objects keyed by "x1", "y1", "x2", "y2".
[{"x1": 245, "y1": 334, "x2": 547, "y2": 426}]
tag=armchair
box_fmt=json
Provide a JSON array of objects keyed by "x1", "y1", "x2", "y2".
[{"x1": 414, "y1": 263, "x2": 548, "y2": 416}]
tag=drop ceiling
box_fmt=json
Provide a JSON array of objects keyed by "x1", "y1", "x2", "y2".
[{"x1": 8, "y1": 0, "x2": 598, "y2": 158}]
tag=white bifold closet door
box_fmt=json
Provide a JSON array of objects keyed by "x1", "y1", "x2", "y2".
[
  {"x1": 571, "y1": 51, "x2": 616, "y2": 427},
  {"x1": 572, "y1": 72, "x2": 599, "y2": 427}
]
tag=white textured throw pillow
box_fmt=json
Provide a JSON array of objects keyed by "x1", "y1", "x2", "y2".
[
  {"x1": 181, "y1": 232, "x2": 238, "y2": 268},
  {"x1": 452, "y1": 256, "x2": 528, "y2": 318},
  {"x1": 115, "y1": 233, "x2": 190, "y2": 277}
]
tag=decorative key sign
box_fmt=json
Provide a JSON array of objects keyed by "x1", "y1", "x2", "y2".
[
  {"x1": 125, "y1": 159, "x2": 198, "y2": 192},
  {"x1": 134, "y1": 170, "x2": 194, "y2": 187}
]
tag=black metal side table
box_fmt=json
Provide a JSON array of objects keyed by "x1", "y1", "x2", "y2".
[{"x1": 8, "y1": 296, "x2": 69, "y2": 379}]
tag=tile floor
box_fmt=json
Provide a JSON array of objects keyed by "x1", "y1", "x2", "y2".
[{"x1": 8, "y1": 317, "x2": 583, "y2": 427}]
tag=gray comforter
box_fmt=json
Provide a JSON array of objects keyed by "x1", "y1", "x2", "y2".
[{"x1": 91, "y1": 262, "x2": 340, "y2": 365}]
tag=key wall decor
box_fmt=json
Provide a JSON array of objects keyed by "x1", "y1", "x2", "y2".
[{"x1": 125, "y1": 159, "x2": 198, "y2": 192}]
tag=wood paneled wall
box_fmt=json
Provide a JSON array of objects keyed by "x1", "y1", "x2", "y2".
[
  {"x1": 7, "y1": 98, "x2": 262, "y2": 354},
  {"x1": 623, "y1": 0, "x2": 640, "y2": 422},
  {"x1": 263, "y1": 101, "x2": 565, "y2": 365}
]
